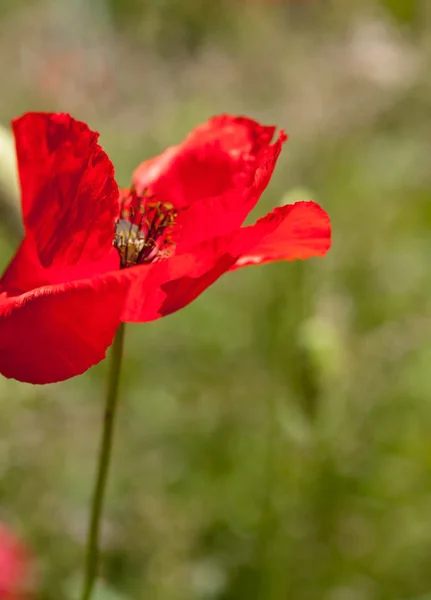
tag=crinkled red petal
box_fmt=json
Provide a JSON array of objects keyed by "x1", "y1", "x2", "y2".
[
  {"x1": 121, "y1": 241, "x2": 236, "y2": 323},
  {"x1": 0, "y1": 236, "x2": 120, "y2": 297},
  {"x1": 0, "y1": 237, "x2": 46, "y2": 296},
  {"x1": 132, "y1": 115, "x2": 281, "y2": 211},
  {"x1": 232, "y1": 201, "x2": 331, "y2": 269},
  {"x1": 12, "y1": 112, "x2": 119, "y2": 269},
  {"x1": 179, "y1": 114, "x2": 276, "y2": 154},
  {"x1": 121, "y1": 200, "x2": 300, "y2": 323},
  {"x1": 172, "y1": 130, "x2": 287, "y2": 251},
  {"x1": 0, "y1": 270, "x2": 131, "y2": 384}
]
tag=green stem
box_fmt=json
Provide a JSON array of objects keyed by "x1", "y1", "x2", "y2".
[{"x1": 80, "y1": 322, "x2": 126, "y2": 600}]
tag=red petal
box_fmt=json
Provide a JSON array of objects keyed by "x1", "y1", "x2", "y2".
[
  {"x1": 0, "y1": 236, "x2": 120, "y2": 297},
  {"x1": 0, "y1": 271, "x2": 131, "y2": 384},
  {"x1": 121, "y1": 240, "x2": 237, "y2": 323},
  {"x1": 121, "y1": 200, "x2": 296, "y2": 323},
  {"x1": 0, "y1": 237, "x2": 46, "y2": 296},
  {"x1": 12, "y1": 112, "x2": 119, "y2": 269},
  {"x1": 179, "y1": 115, "x2": 276, "y2": 154},
  {"x1": 172, "y1": 130, "x2": 287, "y2": 251},
  {"x1": 232, "y1": 201, "x2": 331, "y2": 269},
  {"x1": 132, "y1": 115, "x2": 282, "y2": 211}
]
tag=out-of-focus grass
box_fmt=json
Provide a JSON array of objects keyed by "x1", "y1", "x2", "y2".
[{"x1": 0, "y1": 1, "x2": 431, "y2": 599}]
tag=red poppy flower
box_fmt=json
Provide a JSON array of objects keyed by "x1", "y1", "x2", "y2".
[
  {"x1": 0, "y1": 523, "x2": 30, "y2": 599},
  {"x1": 0, "y1": 113, "x2": 331, "y2": 384}
]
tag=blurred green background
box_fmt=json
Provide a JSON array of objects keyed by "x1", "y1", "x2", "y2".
[{"x1": 1, "y1": 0, "x2": 431, "y2": 598}]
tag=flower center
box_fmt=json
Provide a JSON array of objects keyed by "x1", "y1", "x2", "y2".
[{"x1": 113, "y1": 189, "x2": 177, "y2": 268}]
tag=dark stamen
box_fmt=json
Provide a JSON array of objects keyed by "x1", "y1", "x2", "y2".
[{"x1": 113, "y1": 189, "x2": 177, "y2": 269}]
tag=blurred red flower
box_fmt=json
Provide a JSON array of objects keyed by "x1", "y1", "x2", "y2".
[
  {"x1": 0, "y1": 524, "x2": 29, "y2": 599},
  {"x1": 0, "y1": 113, "x2": 331, "y2": 384}
]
